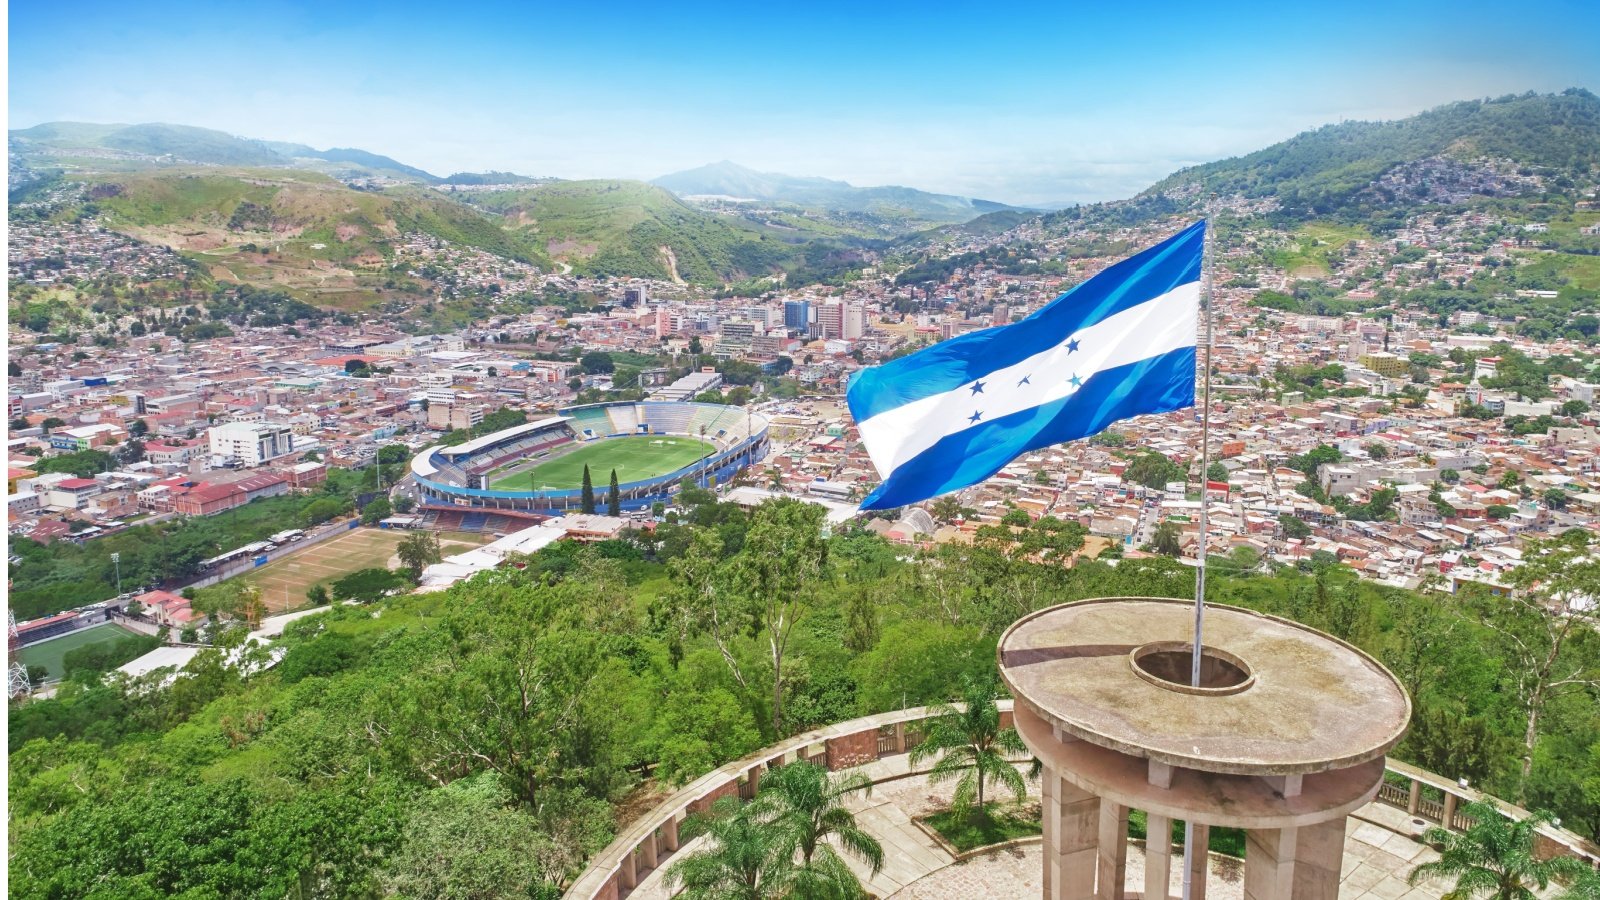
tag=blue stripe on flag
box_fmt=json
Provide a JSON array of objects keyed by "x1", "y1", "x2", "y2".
[
  {"x1": 858, "y1": 345, "x2": 1197, "y2": 511},
  {"x1": 848, "y1": 220, "x2": 1203, "y2": 423}
]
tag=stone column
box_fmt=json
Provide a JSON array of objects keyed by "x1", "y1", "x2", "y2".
[
  {"x1": 1047, "y1": 775, "x2": 1101, "y2": 900},
  {"x1": 640, "y1": 831, "x2": 658, "y2": 871},
  {"x1": 1442, "y1": 792, "x2": 1458, "y2": 830},
  {"x1": 662, "y1": 814, "x2": 680, "y2": 852},
  {"x1": 1291, "y1": 818, "x2": 1345, "y2": 900},
  {"x1": 619, "y1": 849, "x2": 638, "y2": 890},
  {"x1": 1407, "y1": 779, "x2": 1421, "y2": 815},
  {"x1": 1243, "y1": 828, "x2": 1294, "y2": 900},
  {"x1": 1042, "y1": 768, "x2": 1057, "y2": 898},
  {"x1": 1186, "y1": 824, "x2": 1210, "y2": 900},
  {"x1": 1096, "y1": 802, "x2": 1129, "y2": 900},
  {"x1": 746, "y1": 763, "x2": 763, "y2": 796},
  {"x1": 1144, "y1": 813, "x2": 1173, "y2": 900}
]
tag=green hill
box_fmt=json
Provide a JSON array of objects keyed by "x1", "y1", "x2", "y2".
[
  {"x1": 653, "y1": 160, "x2": 1027, "y2": 230},
  {"x1": 459, "y1": 179, "x2": 815, "y2": 283},
  {"x1": 1149, "y1": 89, "x2": 1600, "y2": 221},
  {"x1": 51, "y1": 168, "x2": 547, "y2": 308}
]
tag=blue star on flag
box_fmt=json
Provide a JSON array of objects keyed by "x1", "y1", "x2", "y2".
[{"x1": 968, "y1": 410, "x2": 983, "y2": 423}]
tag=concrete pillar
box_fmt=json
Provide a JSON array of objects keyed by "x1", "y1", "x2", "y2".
[
  {"x1": 1291, "y1": 818, "x2": 1345, "y2": 900},
  {"x1": 1442, "y1": 792, "x2": 1458, "y2": 829},
  {"x1": 1407, "y1": 779, "x2": 1421, "y2": 815},
  {"x1": 1186, "y1": 824, "x2": 1210, "y2": 900},
  {"x1": 894, "y1": 722, "x2": 906, "y2": 752},
  {"x1": 640, "y1": 831, "x2": 658, "y2": 871},
  {"x1": 1042, "y1": 769, "x2": 1057, "y2": 898},
  {"x1": 1244, "y1": 828, "x2": 1294, "y2": 900},
  {"x1": 1046, "y1": 775, "x2": 1101, "y2": 900},
  {"x1": 1096, "y1": 802, "x2": 1129, "y2": 900},
  {"x1": 662, "y1": 814, "x2": 680, "y2": 852},
  {"x1": 1145, "y1": 814, "x2": 1173, "y2": 900},
  {"x1": 619, "y1": 848, "x2": 637, "y2": 890},
  {"x1": 746, "y1": 763, "x2": 762, "y2": 796}
]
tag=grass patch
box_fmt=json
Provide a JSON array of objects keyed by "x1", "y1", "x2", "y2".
[
  {"x1": 1266, "y1": 222, "x2": 1370, "y2": 278},
  {"x1": 489, "y1": 436, "x2": 715, "y2": 491},
  {"x1": 1129, "y1": 809, "x2": 1246, "y2": 858},
  {"x1": 16, "y1": 623, "x2": 148, "y2": 681},
  {"x1": 922, "y1": 803, "x2": 1042, "y2": 853}
]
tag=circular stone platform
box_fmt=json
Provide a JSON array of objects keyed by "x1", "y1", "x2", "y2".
[{"x1": 998, "y1": 598, "x2": 1411, "y2": 776}]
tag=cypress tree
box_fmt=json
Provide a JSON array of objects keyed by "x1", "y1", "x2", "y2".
[
  {"x1": 581, "y1": 464, "x2": 596, "y2": 514},
  {"x1": 608, "y1": 469, "x2": 621, "y2": 517}
]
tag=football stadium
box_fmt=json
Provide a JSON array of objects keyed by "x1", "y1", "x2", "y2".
[{"x1": 409, "y1": 401, "x2": 770, "y2": 526}]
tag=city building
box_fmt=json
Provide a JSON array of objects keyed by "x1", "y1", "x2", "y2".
[{"x1": 206, "y1": 422, "x2": 294, "y2": 466}]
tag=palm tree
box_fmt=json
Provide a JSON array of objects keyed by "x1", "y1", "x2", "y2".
[
  {"x1": 664, "y1": 796, "x2": 791, "y2": 900},
  {"x1": 1561, "y1": 870, "x2": 1600, "y2": 900},
  {"x1": 748, "y1": 760, "x2": 882, "y2": 898},
  {"x1": 909, "y1": 676, "x2": 1029, "y2": 820},
  {"x1": 1406, "y1": 800, "x2": 1587, "y2": 900}
]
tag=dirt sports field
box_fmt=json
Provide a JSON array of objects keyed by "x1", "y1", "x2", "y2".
[
  {"x1": 488, "y1": 435, "x2": 714, "y2": 492},
  {"x1": 239, "y1": 527, "x2": 493, "y2": 612}
]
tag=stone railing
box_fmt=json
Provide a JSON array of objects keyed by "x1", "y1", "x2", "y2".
[
  {"x1": 563, "y1": 702, "x2": 1007, "y2": 900},
  {"x1": 563, "y1": 703, "x2": 1598, "y2": 899},
  {"x1": 1379, "y1": 758, "x2": 1600, "y2": 865}
]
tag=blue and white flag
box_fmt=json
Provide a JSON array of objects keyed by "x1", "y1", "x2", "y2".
[{"x1": 849, "y1": 220, "x2": 1205, "y2": 511}]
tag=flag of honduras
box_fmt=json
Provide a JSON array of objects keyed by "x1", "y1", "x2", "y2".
[{"x1": 849, "y1": 220, "x2": 1204, "y2": 511}]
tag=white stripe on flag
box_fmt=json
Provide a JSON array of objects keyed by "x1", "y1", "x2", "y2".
[{"x1": 857, "y1": 281, "x2": 1198, "y2": 477}]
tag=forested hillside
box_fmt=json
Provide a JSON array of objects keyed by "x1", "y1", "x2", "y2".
[
  {"x1": 10, "y1": 497, "x2": 1599, "y2": 898},
  {"x1": 1149, "y1": 89, "x2": 1600, "y2": 221}
]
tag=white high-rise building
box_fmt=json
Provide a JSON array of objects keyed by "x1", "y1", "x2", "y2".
[
  {"x1": 843, "y1": 303, "x2": 866, "y2": 340},
  {"x1": 207, "y1": 422, "x2": 294, "y2": 466}
]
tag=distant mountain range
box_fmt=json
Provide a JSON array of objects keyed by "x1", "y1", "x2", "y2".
[
  {"x1": 652, "y1": 160, "x2": 1029, "y2": 226},
  {"x1": 10, "y1": 122, "x2": 446, "y2": 183},
  {"x1": 8, "y1": 89, "x2": 1598, "y2": 296},
  {"x1": 1146, "y1": 88, "x2": 1600, "y2": 222}
]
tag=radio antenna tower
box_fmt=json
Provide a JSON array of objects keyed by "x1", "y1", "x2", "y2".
[{"x1": 9, "y1": 610, "x2": 31, "y2": 698}]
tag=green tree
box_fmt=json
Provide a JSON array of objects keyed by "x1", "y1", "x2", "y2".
[
  {"x1": 749, "y1": 760, "x2": 883, "y2": 898},
  {"x1": 1280, "y1": 514, "x2": 1313, "y2": 540},
  {"x1": 665, "y1": 797, "x2": 791, "y2": 900},
  {"x1": 1123, "y1": 451, "x2": 1184, "y2": 489},
  {"x1": 733, "y1": 499, "x2": 830, "y2": 735},
  {"x1": 581, "y1": 465, "x2": 596, "y2": 514},
  {"x1": 929, "y1": 495, "x2": 963, "y2": 524},
  {"x1": 1151, "y1": 521, "x2": 1183, "y2": 557},
  {"x1": 306, "y1": 583, "x2": 330, "y2": 606},
  {"x1": 331, "y1": 567, "x2": 410, "y2": 603},
  {"x1": 1543, "y1": 489, "x2": 1568, "y2": 510},
  {"x1": 909, "y1": 676, "x2": 1029, "y2": 820},
  {"x1": 361, "y1": 496, "x2": 393, "y2": 525},
  {"x1": 379, "y1": 774, "x2": 560, "y2": 900},
  {"x1": 397, "y1": 530, "x2": 443, "y2": 580},
  {"x1": 1206, "y1": 461, "x2": 1230, "y2": 483},
  {"x1": 1406, "y1": 800, "x2": 1586, "y2": 900},
  {"x1": 1498, "y1": 531, "x2": 1600, "y2": 798},
  {"x1": 608, "y1": 469, "x2": 621, "y2": 518}
]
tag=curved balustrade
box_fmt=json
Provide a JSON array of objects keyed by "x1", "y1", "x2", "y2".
[{"x1": 564, "y1": 703, "x2": 1599, "y2": 900}]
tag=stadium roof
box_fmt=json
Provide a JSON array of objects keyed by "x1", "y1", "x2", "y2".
[{"x1": 439, "y1": 416, "x2": 571, "y2": 459}]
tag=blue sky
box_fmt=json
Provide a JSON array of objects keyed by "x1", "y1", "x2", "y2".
[{"x1": 9, "y1": 0, "x2": 1600, "y2": 205}]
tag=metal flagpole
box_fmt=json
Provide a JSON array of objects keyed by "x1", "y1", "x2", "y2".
[{"x1": 1181, "y1": 213, "x2": 1217, "y2": 900}]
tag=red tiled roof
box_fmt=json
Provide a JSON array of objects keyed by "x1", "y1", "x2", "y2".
[{"x1": 57, "y1": 478, "x2": 100, "y2": 489}]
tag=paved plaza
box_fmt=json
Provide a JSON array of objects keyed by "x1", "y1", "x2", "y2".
[{"x1": 625, "y1": 761, "x2": 1453, "y2": 900}]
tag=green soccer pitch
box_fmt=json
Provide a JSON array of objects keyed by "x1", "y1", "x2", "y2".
[{"x1": 488, "y1": 436, "x2": 718, "y2": 492}]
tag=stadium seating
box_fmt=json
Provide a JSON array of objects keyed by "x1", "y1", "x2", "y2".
[
  {"x1": 569, "y1": 407, "x2": 613, "y2": 437},
  {"x1": 606, "y1": 404, "x2": 641, "y2": 435}
]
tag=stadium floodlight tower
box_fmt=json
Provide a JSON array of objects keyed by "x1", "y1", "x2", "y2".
[{"x1": 998, "y1": 598, "x2": 1410, "y2": 900}]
